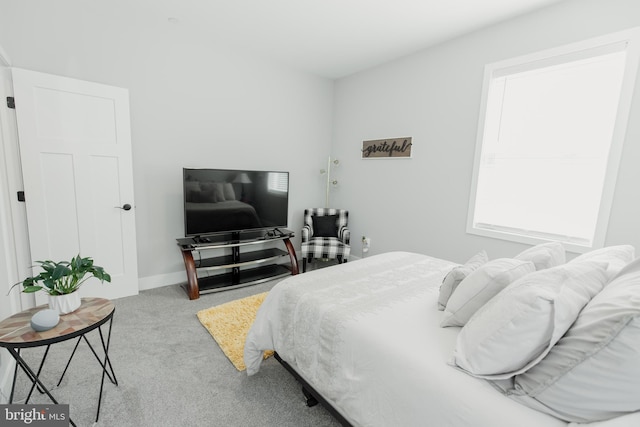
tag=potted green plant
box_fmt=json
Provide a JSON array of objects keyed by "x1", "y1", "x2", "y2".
[{"x1": 12, "y1": 255, "x2": 111, "y2": 314}]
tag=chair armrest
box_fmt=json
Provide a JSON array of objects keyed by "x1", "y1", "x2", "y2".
[
  {"x1": 302, "y1": 225, "x2": 312, "y2": 242},
  {"x1": 339, "y1": 226, "x2": 350, "y2": 245}
]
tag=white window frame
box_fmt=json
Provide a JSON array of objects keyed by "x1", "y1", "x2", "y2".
[{"x1": 467, "y1": 28, "x2": 640, "y2": 253}]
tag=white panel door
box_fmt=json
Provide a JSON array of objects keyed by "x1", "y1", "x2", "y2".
[{"x1": 12, "y1": 68, "x2": 138, "y2": 300}]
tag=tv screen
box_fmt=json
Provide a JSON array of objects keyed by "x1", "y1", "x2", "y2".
[{"x1": 183, "y1": 168, "x2": 289, "y2": 237}]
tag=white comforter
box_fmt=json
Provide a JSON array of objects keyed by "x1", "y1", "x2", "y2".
[{"x1": 244, "y1": 252, "x2": 640, "y2": 427}]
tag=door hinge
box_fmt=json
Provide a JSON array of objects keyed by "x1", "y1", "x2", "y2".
[
  {"x1": 6, "y1": 96, "x2": 15, "y2": 109},
  {"x1": 17, "y1": 191, "x2": 25, "y2": 202}
]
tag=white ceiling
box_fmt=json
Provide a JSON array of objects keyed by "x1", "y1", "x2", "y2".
[
  {"x1": 0, "y1": 0, "x2": 568, "y2": 79},
  {"x1": 146, "y1": 0, "x2": 571, "y2": 78}
]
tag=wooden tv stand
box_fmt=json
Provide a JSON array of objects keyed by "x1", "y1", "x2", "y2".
[{"x1": 176, "y1": 229, "x2": 298, "y2": 300}]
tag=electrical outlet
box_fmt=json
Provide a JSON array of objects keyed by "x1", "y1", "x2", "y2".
[{"x1": 362, "y1": 236, "x2": 371, "y2": 253}]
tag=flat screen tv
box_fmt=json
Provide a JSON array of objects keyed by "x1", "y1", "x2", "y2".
[{"x1": 183, "y1": 168, "x2": 289, "y2": 237}]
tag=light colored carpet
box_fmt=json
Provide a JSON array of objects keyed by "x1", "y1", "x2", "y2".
[
  {"x1": 197, "y1": 291, "x2": 272, "y2": 371},
  {"x1": 10, "y1": 282, "x2": 341, "y2": 426}
]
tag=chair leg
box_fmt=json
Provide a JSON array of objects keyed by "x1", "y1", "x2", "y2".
[
  {"x1": 337, "y1": 255, "x2": 343, "y2": 264},
  {"x1": 302, "y1": 258, "x2": 307, "y2": 273}
]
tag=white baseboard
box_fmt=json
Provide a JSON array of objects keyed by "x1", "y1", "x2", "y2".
[
  {"x1": 138, "y1": 271, "x2": 187, "y2": 292},
  {"x1": 137, "y1": 256, "x2": 362, "y2": 293}
]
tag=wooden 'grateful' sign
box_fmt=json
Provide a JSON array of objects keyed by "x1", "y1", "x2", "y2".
[{"x1": 362, "y1": 137, "x2": 412, "y2": 159}]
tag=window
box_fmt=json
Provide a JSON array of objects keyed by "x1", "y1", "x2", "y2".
[
  {"x1": 267, "y1": 172, "x2": 288, "y2": 194},
  {"x1": 467, "y1": 29, "x2": 640, "y2": 251}
]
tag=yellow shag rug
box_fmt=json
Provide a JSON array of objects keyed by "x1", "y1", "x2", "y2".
[{"x1": 197, "y1": 292, "x2": 273, "y2": 371}]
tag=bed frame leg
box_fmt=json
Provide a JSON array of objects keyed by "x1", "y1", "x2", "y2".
[{"x1": 302, "y1": 387, "x2": 318, "y2": 407}]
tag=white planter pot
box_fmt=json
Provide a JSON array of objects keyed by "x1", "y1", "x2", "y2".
[{"x1": 48, "y1": 292, "x2": 81, "y2": 314}]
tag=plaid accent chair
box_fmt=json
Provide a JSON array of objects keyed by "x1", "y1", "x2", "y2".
[{"x1": 301, "y1": 208, "x2": 350, "y2": 273}]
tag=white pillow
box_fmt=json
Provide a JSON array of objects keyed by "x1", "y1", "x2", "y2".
[
  {"x1": 200, "y1": 182, "x2": 226, "y2": 202},
  {"x1": 438, "y1": 250, "x2": 488, "y2": 310},
  {"x1": 570, "y1": 245, "x2": 635, "y2": 281},
  {"x1": 514, "y1": 242, "x2": 565, "y2": 270},
  {"x1": 451, "y1": 261, "x2": 608, "y2": 379},
  {"x1": 510, "y1": 256, "x2": 640, "y2": 422},
  {"x1": 213, "y1": 182, "x2": 226, "y2": 202},
  {"x1": 440, "y1": 258, "x2": 535, "y2": 327},
  {"x1": 223, "y1": 183, "x2": 236, "y2": 201}
]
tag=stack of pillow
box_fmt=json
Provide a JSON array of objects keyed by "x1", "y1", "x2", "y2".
[
  {"x1": 438, "y1": 243, "x2": 640, "y2": 423},
  {"x1": 185, "y1": 181, "x2": 236, "y2": 203}
]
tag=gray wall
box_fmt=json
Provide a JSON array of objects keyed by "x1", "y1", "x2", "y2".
[
  {"x1": 0, "y1": 4, "x2": 334, "y2": 287},
  {"x1": 331, "y1": 0, "x2": 640, "y2": 263},
  {"x1": 1, "y1": 0, "x2": 640, "y2": 289}
]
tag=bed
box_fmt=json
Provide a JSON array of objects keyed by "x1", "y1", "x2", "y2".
[
  {"x1": 185, "y1": 200, "x2": 262, "y2": 234},
  {"x1": 244, "y1": 250, "x2": 640, "y2": 427},
  {"x1": 184, "y1": 180, "x2": 263, "y2": 235}
]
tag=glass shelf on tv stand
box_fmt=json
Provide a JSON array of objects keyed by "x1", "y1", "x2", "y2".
[
  {"x1": 176, "y1": 228, "x2": 299, "y2": 299},
  {"x1": 177, "y1": 229, "x2": 294, "y2": 248}
]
